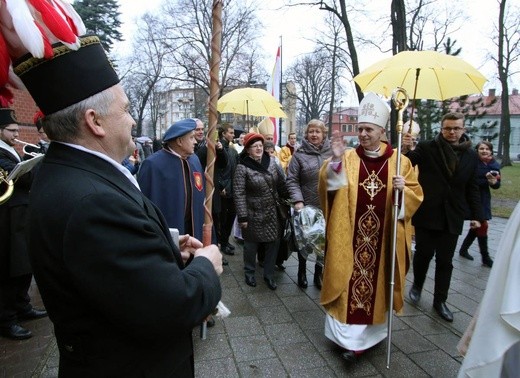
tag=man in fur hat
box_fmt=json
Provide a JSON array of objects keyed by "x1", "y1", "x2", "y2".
[{"x1": 318, "y1": 93, "x2": 423, "y2": 363}]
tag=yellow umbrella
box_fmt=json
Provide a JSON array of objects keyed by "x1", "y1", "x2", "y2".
[
  {"x1": 353, "y1": 50, "x2": 487, "y2": 101},
  {"x1": 217, "y1": 87, "x2": 287, "y2": 118}
]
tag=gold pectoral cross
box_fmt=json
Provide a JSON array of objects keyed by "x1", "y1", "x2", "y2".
[{"x1": 360, "y1": 171, "x2": 385, "y2": 201}]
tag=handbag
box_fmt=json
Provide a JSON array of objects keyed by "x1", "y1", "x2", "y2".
[
  {"x1": 283, "y1": 212, "x2": 298, "y2": 252},
  {"x1": 261, "y1": 174, "x2": 290, "y2": 222}
]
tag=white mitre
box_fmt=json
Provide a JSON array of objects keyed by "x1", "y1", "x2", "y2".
[
  {"x1": 403, "y1": 120, "x2": 421, "y2": 136},
  {"x1": 358, "y1": 93, "x2": 390, "y2": 129}
]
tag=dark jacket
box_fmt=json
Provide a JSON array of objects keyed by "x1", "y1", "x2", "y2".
[
  {"x1": 476, "y1": 158, "x2": 501, "y2": 220},
  {"x1": 286, "y1": 138, "x2": 332, "y2": 208},
  {"x1": 406, "y1": 135, "x2": 484, "y2": 234},
  {"x1": 28, "y1": 143, "x2": 221, "y2": 377},
  {"x1": 233, "y1": 151, "x2": 288, "y2": 242},
  {"x1": 0, "y1": 145, "x2": 33, "y2": 277},
  {"x1": 196, "y1": 142, "x2": 228, "y2": 213},
  {"x1": 121, "y1": 156, "x2": 139, "y2": 175},
  {"x1": 220, "y1": 138, "x2": 239, "y2": 198}
]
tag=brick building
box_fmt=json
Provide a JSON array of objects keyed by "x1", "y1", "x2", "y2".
[{"x1": 10, "y1": 87, "x2": 40, "y2": 156}]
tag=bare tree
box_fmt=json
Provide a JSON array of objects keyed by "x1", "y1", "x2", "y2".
[
  {"x1": 286, "y1": 50, "x2": 334, "y2": 122},
  {"x1": 493, "y1": 0, "x2": 520, "y2": 165},
  {"x1": 314, "y1": 14, "x2": 348, "y2": 134},
  {"x1": 406, "y1": 0, "x2": 464, "y2": 52},
  {"x1": 160, "y1": 0, "x2": 267, "y2": 103},
  {"x1": 120, "y1": 13, "x2": 169, "y2": 137},
  {"x1": 285, "y1": 1, "x2": 364, "y2": 103}
]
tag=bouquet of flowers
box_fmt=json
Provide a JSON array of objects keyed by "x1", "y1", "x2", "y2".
[{"x1": 293, "y1": 206, "x2": 326, "y2": 266}]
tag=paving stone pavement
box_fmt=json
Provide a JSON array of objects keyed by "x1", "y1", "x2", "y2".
[{"x1": 0, "y1": 217, "x2": 508, "y2": 378}]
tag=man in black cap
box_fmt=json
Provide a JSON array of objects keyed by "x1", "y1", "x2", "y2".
[
  {"x1": 0, "y1": 107, "x2": 47, "y2": 340},
  {"x1": 15, "y1": 36, "x2": 222, "y2": 376}
]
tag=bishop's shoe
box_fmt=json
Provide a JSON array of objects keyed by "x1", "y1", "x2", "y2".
[{"x1": 433, "y1": 301, "x2": 453, "y2": 322}]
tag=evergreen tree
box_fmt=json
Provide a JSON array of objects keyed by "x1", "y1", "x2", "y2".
[{"x1": 74, "y1": 0, "x2": 123, "y2": 52}]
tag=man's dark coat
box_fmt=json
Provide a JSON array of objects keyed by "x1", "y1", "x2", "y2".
[
  {"x1": 406, "y1": 138, "x2": 484, "y2": 234},
  {"x1": 0, "y1": 146, "x2": 33, "y2": 277},
  {"x1": 28, "y1": 143, "x2": 221, "y2": 377}
]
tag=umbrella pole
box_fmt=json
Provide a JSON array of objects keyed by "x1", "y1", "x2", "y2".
[
  {"x1": 408, "y1": 68, "x2": 420, "y2": 123},
  {"x1": 386, "y1": 88, "x2": 409, "y2": 369}
]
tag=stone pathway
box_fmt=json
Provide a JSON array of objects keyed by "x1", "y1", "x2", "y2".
[{"x1": 0, "y1": 217, "x2": 508, "y2": 377}]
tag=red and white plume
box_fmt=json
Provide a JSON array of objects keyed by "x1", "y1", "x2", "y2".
[{"x1": 0, "y1": 0, "x2": 86, "y2": 89}]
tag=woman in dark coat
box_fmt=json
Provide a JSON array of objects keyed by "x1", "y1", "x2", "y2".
[
  {"x1": 458, "y1": 141, "x2": 500, "y2": 267},
  {"x1": 234, "y1": 133, "x2": 288, "y2": 290},
  {"x1": 286, "y1": 119, "x2": 332, "y2": 289}
]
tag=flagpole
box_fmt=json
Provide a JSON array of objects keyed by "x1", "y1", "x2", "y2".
[{"x1": 278, "y1": 35, "x2": 283, "y2": 148}]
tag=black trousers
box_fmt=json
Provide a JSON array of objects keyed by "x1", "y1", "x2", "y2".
[
  {"x1": 412, "y1": 227, "x2": 459, "y2": 303},
  {"x1": 219, "y1": 197, "x2": 236, "y2": 247},
  {"x1": 0, "y1": 273, "x2": 32, "y2": 327}
]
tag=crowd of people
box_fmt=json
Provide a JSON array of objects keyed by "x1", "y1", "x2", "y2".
[{"x1": 0, "y1": 25, "x2": 506, "y2": 378}]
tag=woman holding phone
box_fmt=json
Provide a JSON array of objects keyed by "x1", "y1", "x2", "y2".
[{"x1": 458, "y1": 141, "x2": 501, "y2": 267}]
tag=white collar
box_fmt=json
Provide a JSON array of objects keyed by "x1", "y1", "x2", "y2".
[{"x1": 57, "y1": 142, "x2": 140, "y2": 189}]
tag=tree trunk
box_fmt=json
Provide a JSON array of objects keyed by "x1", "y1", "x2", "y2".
[{"x1": 497, "y1": 0, "x2": 511, "y2": 166}]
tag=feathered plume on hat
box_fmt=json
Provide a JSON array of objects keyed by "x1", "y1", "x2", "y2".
[{"x1": 0, "y1": 0, "x2": 86, "y2": 97}]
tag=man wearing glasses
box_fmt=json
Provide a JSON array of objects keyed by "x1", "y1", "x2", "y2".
[
  {"x1": 402, "y1": 112, "x2": 484, "y2": 323},
  {"x1": 0, "y1": 108, "x2": 47, "y2": 340}
]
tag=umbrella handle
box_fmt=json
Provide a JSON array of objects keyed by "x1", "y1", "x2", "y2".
[{"x1": 386, "y1": 87, "x2": 409, "y2": 369}]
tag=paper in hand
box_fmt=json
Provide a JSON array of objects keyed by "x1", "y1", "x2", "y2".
[{"x1": 7, "y1": 154, "x2": 44, "y2": 182}]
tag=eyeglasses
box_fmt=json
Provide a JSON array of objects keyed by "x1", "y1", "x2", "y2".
[
  {"x1": 2, "y1": 128, "x2": 19, "y2": 133},
  {"x1": 250, "y1": 143, "x2": 263, "y2": 149},
  {"x1": 442, "y1": 127, "x2": 464, "y2": 132}
]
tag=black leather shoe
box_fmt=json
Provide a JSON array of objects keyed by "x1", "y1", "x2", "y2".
[
  {"x1": 482, "y1": 256, "x2": 493, "y2": 268},
  {"x1": 409, "y1": 285, "x2": 421, "y2": 305},
  {"x1": 245, "y1": 276, "x2": 256, "y2": 287},
  {"x1": 0, "y1": 324, "x2": 32, "y2": 340},
  {"x1": 313, "y1": 275, "x2": 322, "y2": 290},
  {"x1": 264, "y1": 278, "x2": 277, "y2": 290},
  {"x1": 222, "y1": 245, "x2": 235, "y2": 256},
  {"x1": 297, "y1": 272, "x2": 308, "y2": 288},
  {"x1": 18, "y1": 308, "x2": 48, "y2": 321},
  {"x1": 341, "y1": 350, "x2": 358, "y2": 363},
  {"x1": 276, "y1": 264, "x2": 286, "y2": 271},
  {"x1": 222, "y1": 258, "x2": 229, "y2": 266},
  {"x1": 433, "y1": 301, "x2": 453, "y2": 322},
  {"x1": 459, "y1": 251, "x2": 474, "y2": 261},
  {"x1": 227, "y1": 244, "x2": 235, "y2": 251}
]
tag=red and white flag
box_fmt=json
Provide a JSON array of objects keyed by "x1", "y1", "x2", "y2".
[{"x1": 267, "y1": 46, "x2": 281, "y2": 145}]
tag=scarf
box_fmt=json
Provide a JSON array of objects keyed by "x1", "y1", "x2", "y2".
[
  {"x1": 480, "y1": 154, "x2": 493, "y2": 164},
  {"x1": 435, "y1": 133, "x2": 472, "y2": 177}
]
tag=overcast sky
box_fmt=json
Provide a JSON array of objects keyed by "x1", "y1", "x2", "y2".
[{"x1": 114, "y1": 0, "x2": 517, "y2": 105}]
